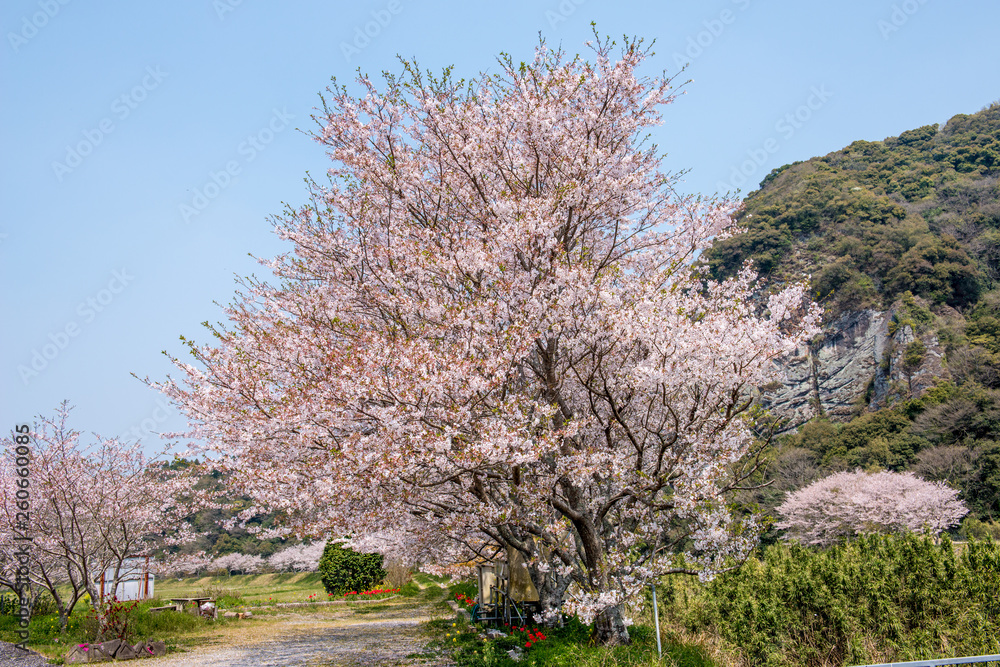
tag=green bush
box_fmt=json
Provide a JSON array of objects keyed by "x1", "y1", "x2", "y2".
[
  {"x1": 663, "y1": 533, "x2": 1000, "y2": 666},
  {"x1": 318, "y1": 541, "x2": 386, "y2": 596}
]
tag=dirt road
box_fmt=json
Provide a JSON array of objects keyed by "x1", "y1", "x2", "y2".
[{"x1": 134, "y1": 599, "x2": 453, "y2": 667}]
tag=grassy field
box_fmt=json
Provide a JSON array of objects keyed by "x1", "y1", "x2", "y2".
[{"x1": 154, "y1": 571, "x2": 328, "y2": 606}]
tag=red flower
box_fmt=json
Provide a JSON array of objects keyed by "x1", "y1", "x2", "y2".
[{"x1": 525, "y1": 641, "x2": 532, "y2": 648}]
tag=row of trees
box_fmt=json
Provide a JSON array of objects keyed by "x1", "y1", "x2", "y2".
[
  {"x1": 0, "y1": 403, "x2": 208, "y2": 634},
  {"x1": 162, "y1": 541, "x2": 325, "y2": 577},
  {"x1": 147, "y1": 33, "x2": 821, "y2": 643}
]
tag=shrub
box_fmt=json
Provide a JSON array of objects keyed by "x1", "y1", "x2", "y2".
[
  {"x1": 384, "y1": 557, "x2": 412, "y2": 589},
  {"x1": 961, "y1": 516, "x2": 1000, "y2": 541},
  {"x1": 89, "y1": 597, "x2": 139, "y2": 643},
  {"x1": 663, "y1": 533, "x2": 1000, "y2": 666},
  {"x1": 318, "y1": 541, "x2": 386, "y2": 596}
]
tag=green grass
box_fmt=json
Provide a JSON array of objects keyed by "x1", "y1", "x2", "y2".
[
  {"x1": 425, "y1": 613, "x2": 717, "y2": 667},
  {"x1": 1, "y1": 571, "x2": 720, "y2": 667},
  {"x1": 414, "y1": 576, "x2": 716, "y2": 666},
  {"x1": 0, "y1": 596, "x2": 225, "y2": 662},
  {"x1": 0, "y1": 572, "x2": 334, "y2": 660},
  {"x1": 155, "y1": 572, "x2": 327, "y2": 605},
  {"x1": 400, "y1": 580, "x2": 422, "y2": 597}
]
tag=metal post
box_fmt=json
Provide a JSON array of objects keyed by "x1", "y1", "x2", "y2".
[{"x1": 651, "y1": 584, "x2": 662, "y2": 660}]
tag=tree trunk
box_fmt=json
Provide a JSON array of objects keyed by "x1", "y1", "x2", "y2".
[
  {"x1": 526, "y1": 563, "x2": 572, "y2": 625},
  {"x1": 594, "y1": 604, "x2": 630, "y2": 645}
]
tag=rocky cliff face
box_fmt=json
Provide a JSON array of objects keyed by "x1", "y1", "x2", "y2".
[{"x1": 762, "y1": 302, "x2": 950, "y2": 432}]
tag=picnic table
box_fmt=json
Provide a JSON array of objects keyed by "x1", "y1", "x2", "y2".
[{"x1": 169, "y1": 597, "x2": 216, "y2": 618}]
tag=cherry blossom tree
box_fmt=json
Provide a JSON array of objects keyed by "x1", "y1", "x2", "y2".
[
  {"x1": 268, "y1": 542, "x2": 325, "y2": 572},
  {"x1": 149, "y1": 33, "x2": 819, "y2": 644},
  {"x1": 157, "y1": 550, "x2": 215, "y2": 578},
  {"x1": 775, "y1": 470, "x2": 968, "y2": 547},
  {"x1": 212, "y1": 552, "x2": 265, "y2": 575},
  {"x1": 0, "y1": 403, "x2": 207, "y2": 632}
]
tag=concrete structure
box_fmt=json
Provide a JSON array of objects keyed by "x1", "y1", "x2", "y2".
[{"x1": 100, "y1": 555, "x2": 154, "y2": 601}]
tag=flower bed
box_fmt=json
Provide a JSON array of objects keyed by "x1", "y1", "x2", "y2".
[{"x1": 341, "y1": 587, "x2": 401, "y2": 601}]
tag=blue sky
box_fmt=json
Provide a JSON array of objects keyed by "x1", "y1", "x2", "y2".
[{"x1": 3, "y1": 0, "x2": 999, "y2": 453}]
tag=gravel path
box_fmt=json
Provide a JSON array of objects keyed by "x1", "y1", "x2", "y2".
[
  {"x1": 0, "y1": 641, "x2": 50, "y2": 667},
  {"x1": 3, "y1": 588, "x2": 452, "y2": 666},
  {"x1": 146, "y1": 616, "x2": 450, "y2": 667},
  {"x1": 127, "y1": 593, "x2": 455, "y2": 667}
]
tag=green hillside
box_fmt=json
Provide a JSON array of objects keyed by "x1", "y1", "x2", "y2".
[
  {"x1": 708, "y1": 102, "x2": 1000, "y2": 535},
  {"x1": 707, "y1": 102, "x2": 1000, "y2": 315}
]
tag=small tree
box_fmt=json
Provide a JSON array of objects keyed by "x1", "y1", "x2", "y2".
[
  {"x1": 212, "y1": 552, "x2": 265, "y2": 575},
  {"x1": 268, "y1": 542, "x2": 325, "y2": 572},
  {"x1": 776, "y1": 469, "x2": 968, "y2": 546},
  {"x1": 0, "y1": 403, "x2": 208, "y2": 633}
]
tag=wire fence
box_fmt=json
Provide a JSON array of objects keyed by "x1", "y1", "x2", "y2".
[{"x1": 850, "y1": 655, "x2": 1000, "y2": 667}]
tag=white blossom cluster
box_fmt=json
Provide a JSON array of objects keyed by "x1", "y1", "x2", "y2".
[
  {"x1": 158, "y1": 542, "x2": 325, "y2": 577},
  {"x1": 776, "y1": 469, "x2": 968, "y2": 546}
]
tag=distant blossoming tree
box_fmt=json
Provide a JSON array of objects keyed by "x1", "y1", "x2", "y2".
[
  {"x1": 271, "y1": 542, "x2": 326, "y2": 572},
  {"x1": 149, "y1": 33, "x2": 819, "y2": 643},
  {"x1": 212, "y1": 552, "x2": 265, "y2": 575},
  {"x1": 157, "y1": 551, "x2": 215, "y2": 578},
  {"x1": 776, "y1": 470, "x2": 968, "y2": 547}
]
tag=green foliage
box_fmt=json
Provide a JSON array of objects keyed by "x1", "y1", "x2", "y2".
[
  {"x1": 318, "y1": 541, "x2": 387, "y2": 596},
  {"x1": 30, "y1": 592, "x2": 58, "y2": 618},
  {"x1": 91, "y1": 597, "x2": 139, "y2": 643},
  {"x1": 399, "y1": 580, "x2": 422, "y2": 597},
  {"x1": 663, "y1": 534, "x2": 1000, "y2": 666},
  {"x1": 163, "y1": 460, "x2": 303, "y2": 559},
  {"x1": 701, "y1": 102, "x2": 1000, "y2": 318},
  {"x1": 434, "y1": 614, "x2": 715, "y2": 667},
  {"x1": 784, "y1": 408, "x2": 926, "y2": 470},
  {"x1": 960, "y1": 516, "x2": 1000, "y2": 541},
  {"x1": 965, "y1": 440, "x2": 1000, "y2": 519},
  {"x1": 912, "y1": 382, "x2": 1000, "y2": 446},
  {"x1": 198, "y1": 585, "x2": 242, "y2": 608},
  {"x1": 903, "y1": 340, "x2": 927, "y2": 370},
  {"x1": 885, "y1": 236, "x2": 981, "y2": 308}
]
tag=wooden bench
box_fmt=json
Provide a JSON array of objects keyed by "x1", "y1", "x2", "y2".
[{"x1": 148, "y1": 605, "x2": 178, "y2": 613}]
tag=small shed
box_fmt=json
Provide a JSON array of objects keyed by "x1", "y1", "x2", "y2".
[
  {"x1": 100, "y1": 555, "x2": 155, "y2": 601},
  {"x1": 475, "y1": 546, "x2": 540, "y2": 626}
]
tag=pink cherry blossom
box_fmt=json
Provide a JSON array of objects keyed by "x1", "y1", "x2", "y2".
[
  {"x1": 0, "y1": 402, "x2": 211, "y2": 634},
  {"x1": 776, "y1": 469, "x2": 968, "y2": 547},
  {"x1": 146, "y1": 33, "x2": 820, "y2": 644}
]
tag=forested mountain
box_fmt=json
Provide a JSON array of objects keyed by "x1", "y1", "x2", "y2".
[
  {"x1": 708, "y1": 103, "x2": 1000, "y2": 310},
  {"x1": 704, "y1": 102, "x2": 1000, "y2": 533},
  {"x1": 164, "y1": 457, "x2": 300, "y2": 558}
]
